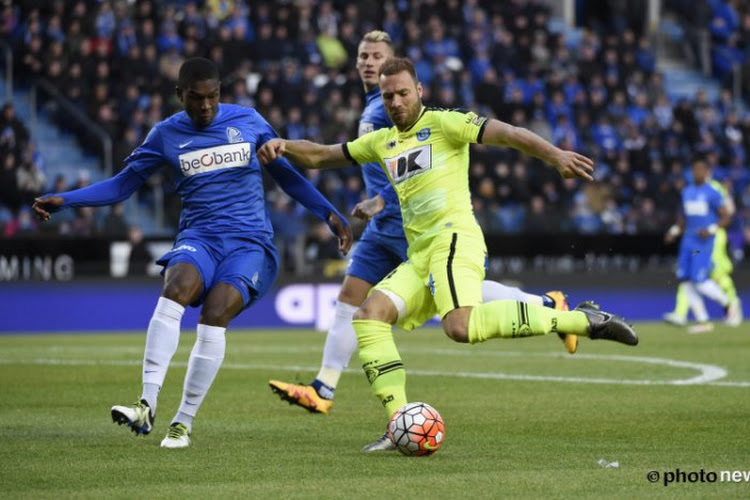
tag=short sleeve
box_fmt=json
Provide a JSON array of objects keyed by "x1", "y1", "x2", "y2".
[
  {"x1": 344, "y1": 128, "x2": 385, "y2": 166},
  {"x1": 437, "y1": 110, "x2": 488, "y2": 145}
]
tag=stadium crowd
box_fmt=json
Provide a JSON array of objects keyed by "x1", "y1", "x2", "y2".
[
  {"x1": 666, "y1": 0, "x2": 750, "y2": 95},
  {"x1": 1, "y1": 0, "x2": 749, "y2": 261}
]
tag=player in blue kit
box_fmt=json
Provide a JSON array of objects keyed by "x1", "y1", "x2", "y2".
[
  {"x1": 32, "y1": 58, "x2": 352, "y2": 448},
  {"x1": 664, "y1": 156, "x2": 737, "y2": 333},
  {"x1": 268, "y1": 31, "x2": 576, "y2": 426}
]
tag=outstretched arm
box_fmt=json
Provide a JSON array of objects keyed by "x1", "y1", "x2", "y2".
[
  {"x1": 257, "y1": 139, "x2": 352, "y2": 169},
  {"x1": 32, "y1": 167, "x2": 146, "y2": 221},
  {"x1": 265, "y1": 157, "x2": 353, "y2": 255},
  {"x1": 34, "y1": 124, "x2": 164, "y2": 221},
  {"x1": 480, "y1": 119, "x2": 594, "y2": 181}
]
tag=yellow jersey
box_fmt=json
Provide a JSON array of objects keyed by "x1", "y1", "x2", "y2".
[{"x1": 344, "y1": 107, "x2": 488, "y2": 254}]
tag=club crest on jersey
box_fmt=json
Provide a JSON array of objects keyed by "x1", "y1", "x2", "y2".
[
  {"x1": 416, "y1": 127, "x2": 431, "y2": 141},
  {"x1": 386, "y1": 140, "x2": 397, "y2": 149},
  {"x1": 226, "y1": 126, "x2": 243, "y2": 143},
  {"x1": 384, "y1": 144, "x2": 432, "y2": 184}
]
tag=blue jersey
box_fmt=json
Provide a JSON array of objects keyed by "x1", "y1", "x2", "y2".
[
  {"x1": 358, "y1": 88, "x2": 404, "y2": 239},
  {"x1": 54, "y1": 103, "x2": 345, "y2": 244},
  {"x1": 681, "y1": 182, "x2": 723, "y2": 242},
  {"x1": 127, "y1": 104, "x2": 278, "y2": 236},
  {"x1": 51, "y1": 103, "x2": 346, "y2": 305}
]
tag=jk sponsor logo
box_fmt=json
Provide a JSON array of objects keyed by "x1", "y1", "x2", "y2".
[
  {"x1": 178, "y1": 142, "x2": 251, "y2": 176},
  {"x1": 383, "y1": 144, "x2": 432, "y2": 184}
]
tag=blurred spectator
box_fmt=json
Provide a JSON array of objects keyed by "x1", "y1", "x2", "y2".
[
  {"x1": 15, "y1": 148, "x2": 45, "y2": 204},
  {"x1": 3, "y1": 207, "x2": 37, "y2": 238},
  {"x1": 127, "y1": 226, "x2": 151, "y2": 276},
  {"x1": 268, "y1": 192, "x2": 306, "y2": 273},
  {"x1": 0, "y1": 152, "x2": 22, "y2": 212},
  {"x1": 317, "y1": 27, "x2": 348, "y2": 68},
  {"x1": 59, "y1": 206, "x2": 98, "y2": 237},
  {"x1": 101, "y1": 203, "x2": 129, "y2": 238},
  {"x1": 0, "y1": 103, "x2": 29, "y2": 158},
  {"x1": 525, "y1": 195, "x2": 557, "y2": 233},
  {"x1": 305, "y1": 220, "x2": 344, "y2": 276}
]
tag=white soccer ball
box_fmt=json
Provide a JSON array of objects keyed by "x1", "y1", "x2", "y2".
[{"x1": 387, "y1": 402, "x2": 445, "y2": 456}]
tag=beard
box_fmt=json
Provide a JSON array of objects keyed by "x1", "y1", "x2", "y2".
[{"x1": 390, "y1": 103, "x2": 420, "y2": 129}]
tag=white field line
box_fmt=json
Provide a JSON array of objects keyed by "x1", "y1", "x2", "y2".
[{"x1": 0, "y1": 349, "x2": 747, "y2": 387}]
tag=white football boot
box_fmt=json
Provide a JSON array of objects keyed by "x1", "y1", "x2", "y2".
[
  {"x1": 160, "y1": 422, "x2": 191, "y2": 449},
  {"x1": 111, "y1": 400, "x2": 154, "y2": 435}
]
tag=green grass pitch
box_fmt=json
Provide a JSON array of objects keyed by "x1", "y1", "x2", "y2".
[{"x1": 1, "y1": 323, "x2": 748, "y2": 499}]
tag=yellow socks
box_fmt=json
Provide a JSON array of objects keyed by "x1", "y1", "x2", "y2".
[
  {"x1": 713, "y1": 272, "x2": 738, "y2": 303},
  {"x1": 467, "y1": 300, "x2": 589, "y2": 344},
  {"x1": 672, "y1": 282, "x2": 690, "y2": 318},
  {"x1": 353, "y1": 319, "x2": 407, "y2": 419},
  {"x1": 353, "y1": 301, "x2": 593, "y2": 417}
]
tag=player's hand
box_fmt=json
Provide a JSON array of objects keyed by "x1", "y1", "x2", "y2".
[
  {"x1": 697, "y1": 228, "x2": 711, "y2": 239},
  {"x1": 351, "y1": 195, "x2": 385, "y2": 221},
  {"x1": 257, "y1": 139, "x2": 286, "y2": 164},
  {"x1": 32, "y1": 195, "x2": 64, "y2": 222},
  {"x1": 327, "y1": 212, "x2": 353, "y2": 256},
  {"x1": 553, "y1": 150, "x2": 594, "y2": 181},
  {"x1": 664, "y1": 232, "x2": 676, "y2": 244}
]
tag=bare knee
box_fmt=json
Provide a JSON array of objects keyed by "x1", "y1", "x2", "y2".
[
  {"x1": 353, "y1": 291, "x2": 398, "y2": 324},
  {"x1": 163, "y1": 283, "x2": 199, "y2": 306},
  {"x1": 199, "y1": 302, "x2": 233, "y2": 327},
  {"x1": 442, "y1": 307, "x2": 472, "y2": 343},
  {"x1": 442, "y1": 322, "x2": 469, "y2": 343},
  {"x1": 199, "y1": 283, "x2": 244, "y2": 327},
  {"x1": 162, "y1": 263, "x2": 202, "y2": 306},
  {"x1": 337, "y1": 275, "x2": 373, "y2": 307}
]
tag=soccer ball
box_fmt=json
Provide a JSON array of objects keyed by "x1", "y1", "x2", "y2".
[{"x1": 387, "y1": 402, "x2": 445, "y2": 456}]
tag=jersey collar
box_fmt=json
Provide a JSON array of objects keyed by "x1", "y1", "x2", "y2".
[
  {"x1": 399, "y1": 106, "x2": 427, "y2": 134},
  {"x1": 365, "y1": 87, "x2": 380, "y2": 105}
]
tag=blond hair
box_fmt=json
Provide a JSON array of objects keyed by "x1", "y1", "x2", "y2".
[{"x1": 361, "y1": 30, "x2": 393, "y2": 46}]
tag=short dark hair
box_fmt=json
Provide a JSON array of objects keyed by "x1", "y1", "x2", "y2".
[
  {"x1": 178, "y1": 57, "x2": 219, "y2": 89},
  {"x1": 691, "y1": 153, "x2": 709, "y2": 166},
  {"x1": 378, "y1": 57, "x2": 418, "y2": 83}
]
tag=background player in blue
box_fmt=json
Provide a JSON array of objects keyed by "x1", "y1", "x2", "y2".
[
  {"x1": 268, "y1": 31, "x2": 577, "y2": 419},
  {"x1": 31, "y1": 58, "x2": 352, "y2": 449},
  {"x1": 664, "y1": 156, "x2": 734, "y2": 334}
]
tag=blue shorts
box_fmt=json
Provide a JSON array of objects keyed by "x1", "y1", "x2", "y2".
[
  {"x1": 347, "y1": 225, "x2": 409, "y2": 285},
  {"x1": 156, "y1": 232, "x2": 279, "y2": 309},
  {"x1": 676, "y1": 237, "x2": 714, "y2": 283}
]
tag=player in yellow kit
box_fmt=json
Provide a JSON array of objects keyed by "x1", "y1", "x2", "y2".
[{"x1": 258, "y1": 57, "x2": 638, "y2": 451}]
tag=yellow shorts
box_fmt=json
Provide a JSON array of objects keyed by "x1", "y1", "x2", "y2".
[{"x1": 374, "y1": 230, "x2": 487, "y2": 331}]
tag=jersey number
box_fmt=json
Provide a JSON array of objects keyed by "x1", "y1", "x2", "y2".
[{"x1": 384, "y1": 145, "x2": 432, "y2": 184}]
